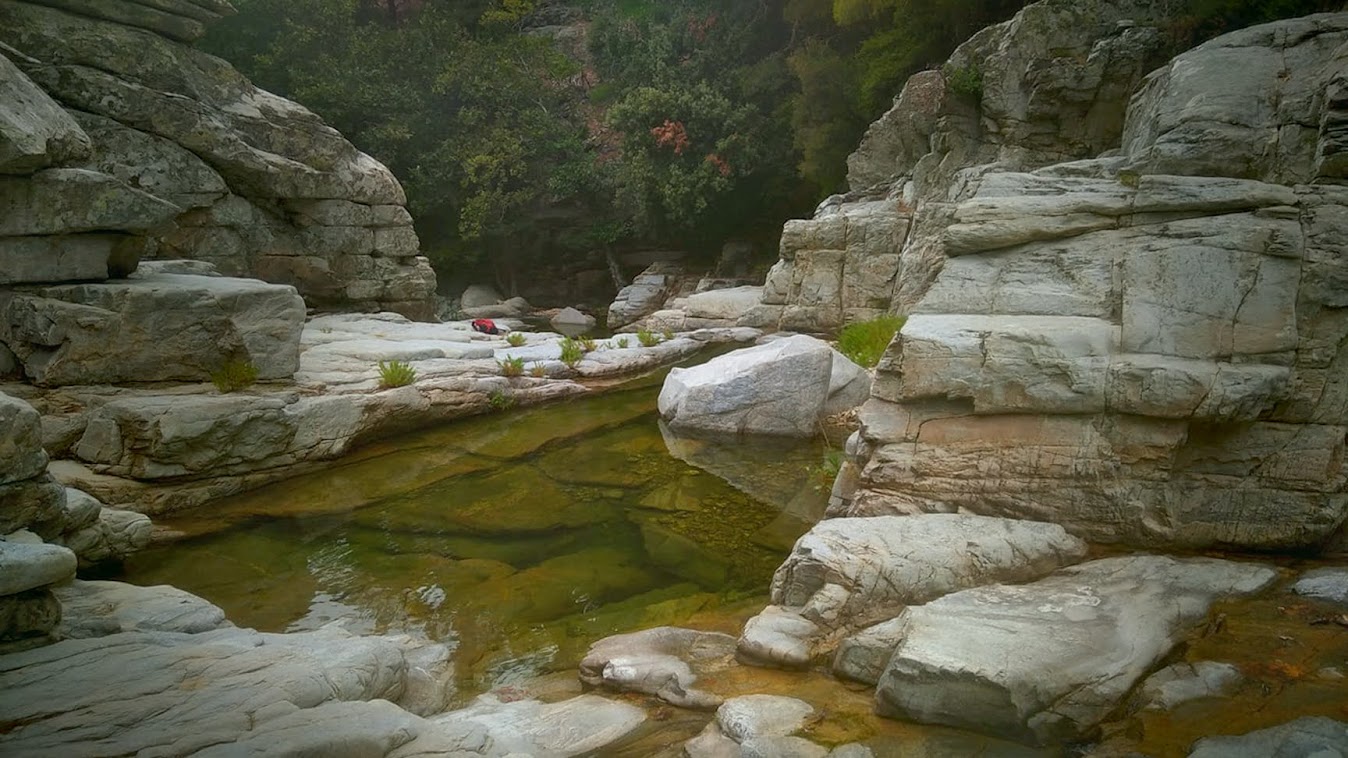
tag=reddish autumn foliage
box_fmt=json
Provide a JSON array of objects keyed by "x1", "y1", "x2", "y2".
[
  {"x1": 650, "y1": 119, "x2": 690, "y2": 155},
  {"x1": 704, "y1": 152, "x2": 731, "y2": 176}
]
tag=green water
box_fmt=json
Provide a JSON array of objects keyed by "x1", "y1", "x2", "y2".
[{"x1": 118, "y1": 382, "x2": 832, "y2": 704}]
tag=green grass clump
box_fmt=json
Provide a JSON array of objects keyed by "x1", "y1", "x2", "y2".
[
  {"x1": 943, "y1": 62, "x2": 983, "y2": 101},
  {"x1": 837, "y1": 314, "x2": 906, "y2": 368},
  {"x1": 529, "y1": 361, "x2": 547, "y2": 378},
  {"x1": 498, "y1": 355, "x2": 525, "y2": 377},
  {"x1": 579, "y1": 336, "x2": 597, "y2": 352},
  {"x1": 210, "y1": 359, "x2": 258, "y2": 393},
  {"x1": 661, "y1": 329, "x2": 675, "y2": 341},
  {"x1": 506, "y1": 332, "x2": 527, "y2": 347},
  {"x1": 488, "y1": 389, "x2": 515, "y2": 411},
  {"x1": 377, "y1": 359, "x2": 417, "y2": 388},
  {"x1": 636, "y1": 329, "x2": 660, "y2": 347},
  {"x1": 558, "y1": 338, "x2": 584, "y2": 368},
  {"x1": 614, "y1": 336, "x2": 629, "y2": 349}
]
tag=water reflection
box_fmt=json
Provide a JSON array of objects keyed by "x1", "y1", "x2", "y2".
[{"x1": 119, "y1": 385, "x2": 834, "y2": 701}]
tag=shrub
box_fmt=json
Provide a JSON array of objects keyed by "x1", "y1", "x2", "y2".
[
  {"x1": 943, "y1": 63, "x2": 983, "y2": 102},
  {"x1": 377, "y1": 359, "x2": 417, "y2": 388},
  {"x1": 211, "y1": 359, "x2": 258, "y2": 393},
  {"x1": 506, "y1": 332, "x2": 527, "y2": 347},
  {"x1": 614, "y1": 336, "x2": 630, "y2": 349},
  {"x1": 529, "y1": 361, "x2": 547, "y2": 378},
  {"x1": 837, "y1": 314, "x2": 907, "y2": 369},
  {"x1": 636, "y1": 329, "x2": 661, "y2": 347},
  {"x1": 558, "y1": 338, "x2": 584, "y2": 368},
  {"x1": 488, "y1": 389, "x2": 515, "y2": 411},
  {"x1": 498, "y1": 355, "x2": 525, "y2": 377}
]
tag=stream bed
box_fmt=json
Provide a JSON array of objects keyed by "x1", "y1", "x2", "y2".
[{"x1": 117, "y1": 372, "x2": 836, "y2": 705}]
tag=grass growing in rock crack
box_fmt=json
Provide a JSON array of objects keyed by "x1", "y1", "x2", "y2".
[
  {"x1": 505, "y1": 332, "x2": 526, "y2": 347},
  {"x1": 377, "y1": 359, "x2": 417, "y2": 388},
  {"x1": 837, "y1": 314, "x2": 906, "y2": 368},
  {"x1": 559, "y1": 338, "x2": 584, "y2": 368},
  {"x1": 498, "y1": 355, "x2": 525, "y2": 377},
  {"x1": 211, "y1": 359, "x2": 258, "y2": 393},
  {"x1": 529, "y1": 362, "x2": 547, "y2": 378},
  {"x1": 636, "y1": 330, "x2": 661, "y2": 347}
]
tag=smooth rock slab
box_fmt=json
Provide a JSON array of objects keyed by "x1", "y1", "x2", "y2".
[
  {"x1": 429, "y1": 693, "x2": 647, "y2": 757},
  {"x1": 0, "y1": 539, "x2": 76, "y2": 596},
  {"x1": 53, "y1": 507, "x2": 153, "y2": 566},
  {"x1": 0, "y1": 50, "x2": 89, "y2": 173},
  {"x1": 1131, "y1": 661, "x2": 1242, "y2": 712},
  {"x1": 739, "y1": 515, "x2": 1088, "y2": 668},
  {"x1": 579, "y1": 626, "x2": 736, "y2": 710},
  {"x1": 659, "y1": 335, "x2": 868, "y2": 437},
  {"x1": 56, "y1": 580, "x2": 230, "y2": 638},
  {"x1": 875, "y1": 555, "x2": 1278, "y2": 745},
  {"x1": 1188, "y1": 717, "x2": 1348, "y2": 758}
]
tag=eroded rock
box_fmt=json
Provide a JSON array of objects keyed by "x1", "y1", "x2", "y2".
[{"x1": 578, "y1": 626, "x2": 736, "y2": 710}]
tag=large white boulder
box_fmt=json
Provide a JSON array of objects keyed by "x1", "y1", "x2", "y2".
[
  {"x1": 874, "y1": 555, "x2": 1278, "y2": 745},
  {"x1": 658, "y1": 335, "x2": 869, "y2": 437}
]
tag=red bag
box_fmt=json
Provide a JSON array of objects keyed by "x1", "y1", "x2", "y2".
[{"x1": 471, "y1": 318, "x2": 500, "y2": 335}]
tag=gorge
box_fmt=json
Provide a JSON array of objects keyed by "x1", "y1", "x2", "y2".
[{"x1": 2, "y1": 0, "x2": 1348, "y2": 756}]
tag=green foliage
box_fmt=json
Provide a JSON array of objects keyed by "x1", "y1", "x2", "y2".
[
  {"x1": 614, "y1": 336, "x2": 630, "y2": 349},
  {"x1": 210, "y1": 359, "x2": 258, "y2": 393},
  {"x1": 506, "y1": 332, "x2": 527, "y2": 347},
  {"x1": 636, "y1": 329, "x2": 661, "y2": 347},
  {"x1": 837, "y1": 314, "x2": 906, "y2": 368},
  {"x1": 377, "y1": 359, "x2": 418, "y2": 388},
  {"x1": 811, "y1": 449, "x2": 844, "y2": 492},
  {"x1": 529, "y1": 361, "x2": 548, "y2": 377},
  {"x1": 578, "y1": 336, "x2": 597, "y2": 352},
  {"x1": 558, "y1": 338, "x2": 585, "y2": 367},
  {"x1": 498, "y1": 355, "x2": 526, "y2": 377},
  {"x1": 488, "y1": 389, "x2": 516, "y2": 410},
  {"x1": 1163, "y1": 0, "x2": 1340, "y2": 47},
  {"x1": 942, "y1": 62, "x2": 983, "y2": 101}
]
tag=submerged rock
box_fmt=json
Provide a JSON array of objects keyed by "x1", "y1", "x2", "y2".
[
  {"x1": 1131, "y1": 661, "x2": 1243, "y2": 713},
  {"x1": 1292, "y1": 567, "x2": 1348, "y2": 607},
  {"x1": 658, "y1": 335, "x2": 869, "y2": 437},
  {"x1": 874, "y1": 555, "x2": 1277, "y2": 745},
  {"x1": 1187, "y1": 717, "x2": 1348, "y2": 758},
  {"x1": 738, "y1": 514, "x2": 1087, "y2": 668}
]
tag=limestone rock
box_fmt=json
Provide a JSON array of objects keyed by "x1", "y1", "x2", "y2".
[
  {"x1": 874, "y1": 555, "x2": 1277, "y2": 745},
  {"x1": 0, "y1": 588, "x2": 60, "y2": 648},
  {"x1": 0, "y1": 476, "x2": 66, "y2": 536},
  {"x1": 1292, "y1": 567, "x2": 1348, "y2": 607},
  {"x1": 738, "y1": 515, "x2": 1087, "y2": 668},
  {"x1": 70, "y1": 109, "x2": 228, "y2": 211},
  {"x1": 658, "y1": 335, "x2": 869, "y2": 437},
  {"x1": 0, "y1": 234, "x2": 149, "y2": 286},
  {"x1": 832, "y1": 617, "x2": 906, "y2": 685},
  {"x1": 1131, "y1": 661, "x2": 1242, "y2": 712},
  {"x1": 428, "y1": 693, "x2": 647, "y2": 757},
  {"x1": 0, "y1": 390, "x2": 46, "y2": 484},
  {"x1": 551, "y1": 306, "x2": 596, "y2": 330},
  {"x1": 53, "y1": 507, "x2": 152, "y2": 565},
  {"x1": 685, "y1": 695, "x2": 828, "y2": 758},
  {"x1": 0, "y1": 539, "x2": 76, "y2": 596},
  {"x1": 608, "y1": 262, "x2": 681, "y2": 329},
  {"x1": 56, "y1": 579, "x2": 231, "y2": 638},
  {"x1": 0, "y1": 168, "x2": 180, "y2": 237},
  {"x1": 0, "y1": 272, "x2": 305, "y2": 386},
  {"x1": 578, "y1": 626, "x2": 736, "y2": 710},
  {"x1": 0, "y1": 49, "x2": 89, "y2": 173},
  {"x1": 460, "y1": 283, "x2": 505, "y2": 309},
  {"x1": 1187, "y1": 717, "x2": 1348, "y2": 758}
]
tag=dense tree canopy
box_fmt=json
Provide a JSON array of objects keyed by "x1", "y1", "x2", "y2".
[{"x1": 202, "y1": 0, "x2": 1339, "y2": 282}]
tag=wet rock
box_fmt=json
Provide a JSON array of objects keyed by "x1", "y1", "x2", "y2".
[
  {"x1": 1131, "y1": 661, "x2": 1242, "y2": 712},
  {"x1": 1187, "y1": 717, "x2": 1348, "y2": 757},
  {"x1": 685, "y1": 695, "x2": 827, "y2": 758},
  {"x1": 1292, "y1": 567, "x2": 1348, "y2": 607},
  {"x1": 429, "y1": 693, "x2": 647, "y2": 757},
  {"x1": 579, "y1": 626, "x2": 736, "y2": 710},
  {"x1": 659, "y1": 335, "x2": 869, "y2": 437},
  {"x1": 875, "y1": 555, "x2": 1277, "y2": 745},
  {"x1": 56, "y1": 579, "x2": 231, "y2": 638},
  {"x1": 739, "y1": 515, "x2": 1087, "y2": 668}
]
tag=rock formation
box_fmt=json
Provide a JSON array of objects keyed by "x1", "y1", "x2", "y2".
[
  {"x1": 788, "y1": 7, "x2": 1348, "y2": 551},
  {"x1": 0, "y1": 0, "x2": 436, "y2": 318}
]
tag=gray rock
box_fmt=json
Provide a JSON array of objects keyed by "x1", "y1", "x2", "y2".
[
  {"x1": 0, "y1": 390, "x2": 46, "y2": 485},
  {"x1": 717, "y1": 694, "x2": 816, "y2": 743},
  {"x1": 70, "y1": 109, "x2": 228, "y2": 210},
  {"x1": 579, "y1": 626, "x2": 736, "y2": 710},
  {"x1": 0, "y1": 273, "x2": 305, "y2": 386},
  {"x1": 1292, "y1": 567, "x2": 1348, "y2": 607},
  {"x1": 429, "y1": 693, "x2": 648, "y2": 757},
  {"x1": 56, "y1": 579, "x2": 230, "y2": 638},
  {"x1": 608, "y1": 262, "x2": 682, "y2": 329},
  {"x1": 0, "y1": 588, "x2": 60, "y2": 647},
  {"x1": 0, "y1": 234, "x2": 148, "y2": 285},
  {"x1": 460, "y1": 283, "x2": 505, "y2": 309},
  {"x1": 739, "y1": 515, "x2": 1087, "y2": 668},
  {"x1": 0, "y1": 539, "x2": 76, "y2": 596},
  {"x1": 0, "y1": 476, "x2": 66, "y2": 536},
  {"x1": 53, "y1": 507, "x2": 152, "y2": 565},
  {"x1": 1132, "y1": 661, "x2": 1242, "y2": 712},
  {"x1": 832, "y1": 617, "x2": 906, "y2": 685},
  {"x1": 875, "y1": 555, "x2": 1278, "y2": 745},
  {"x1": 741, "y1": 736, "x2": 829, "y2": 758},
  {"x1": 0, "y1": 168, "x2": 180, "y2": 237},
  {"x1": 551, "y1": 306, "x2": 596, "y2": 329},
  {"x1": 0, "y1": 49, "x2": 90, "y2": 173},
  {"x1": 1188, "y1": 717, "x2": 1348, "y2": 758},
  {"x1": 659, "y1": 335, "x2": 869, "y2": 437}
]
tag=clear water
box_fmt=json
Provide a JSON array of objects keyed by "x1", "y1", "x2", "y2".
[{"x1": 118, "y1": 379, "x2": 834, "y2": 704}]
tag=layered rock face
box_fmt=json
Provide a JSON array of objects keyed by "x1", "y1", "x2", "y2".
[
  {"x1": 0, "y1": 0, "x2": 435, "y2": 318},
  {"x1": 825, "y1": 11, "x2": 1348, "y2": 551}
]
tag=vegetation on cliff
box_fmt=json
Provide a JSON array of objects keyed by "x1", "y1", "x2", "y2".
[{"x1": 202, "y1": 0, "x2": 1339, "y2": 280}]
